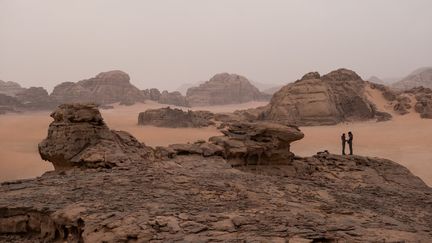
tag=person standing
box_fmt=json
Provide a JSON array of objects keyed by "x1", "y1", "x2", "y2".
[
  {"x1": 341, "y1": 133, "x2": 346, "y2": 155},
  {"x1": 348, "y1": 131, "x2": 353, "y2": 155}
]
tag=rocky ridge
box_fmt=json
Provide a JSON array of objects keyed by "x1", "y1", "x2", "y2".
[{"x1": 1, "y1": 104, "x2": 432, "y2": 242}]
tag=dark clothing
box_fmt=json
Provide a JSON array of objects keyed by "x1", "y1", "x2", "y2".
[
  {"x1": 348, "y1": 133, "x2": 353, "y2": 155},
  {"x1": 341, "y1": 134, "x2": 346, "y2": 155}
]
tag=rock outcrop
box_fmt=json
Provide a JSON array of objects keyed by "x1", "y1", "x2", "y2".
[
  {"x1": 157, "y1": 121, "x2": 304, "y2": 167},
  {"x1": 406, "y1": 86, "x2": 432, "y2": 118},
  {"x1": 142, "y1": 89, "x2": 189, "y2": 107},
  {"x1": 186, "y1": 73, "x2": 270, "y2": 106},
  {"x1": 15, "y1": 87, "x2": 57, "y2": 110},
  {"x1": 261, "y1": 69, "x2": 376, "y2": 126},
  {"x1": 51, "y1": 70, "x2": 145, "y2": 105},
  {"x1": 39, "y1": 104, "x2": 153, "y2": 170},
  {"x1": 159, "y1": 91, "x2": 189, "y2": 107},
  {"x1": 392, "y1": 67, "x2": 432, "y2": 90},
  {"x1": 1, "y1": 104, "x2": 432, "y2": 242},
  {"x1": 210, "y1": 122, "x2": 304, "y2": 166},
  {"x1": 138, "y1": 107, "x2": 214, "y2": 128}
]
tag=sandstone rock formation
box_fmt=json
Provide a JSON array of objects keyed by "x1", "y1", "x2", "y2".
[
  {"x1": 210, "y1": 122, "x2": 304, "y2": 166},
  {"x1": 142, "y1": 88, "x2": 161, "y2": 101},
  {"x1": 51, "y1": 70, "x2": 145, "y2": 105},
  {"x1": 159, "y1": 91, "x2": 189, "y2": 107},
  {"x1": 39, "y1": 104, "x2": 153, "y2": 170},
  {"x1": 406, "y1": 86, "x2": 432, "y2": 118},
  {"x1": 138, "y1": 107, "x2": 214, "y2": 128},
  {"x1": 0, "y1": 80, "x2": 56, "y2": 114},
  {"x1": 0, "y1": 80, "x2": 25, "y2": 96},
  {"x1": 186, "y1": 73, "x2": 270, "y2": 106},
  {"x1": 393, "y1": 67, "x2": 432, "y2": 91},
  {"x1": 0, "y1": 94, "x2": 22, "y2": 114},
  {"x1": 260, "y1": 69, "x2": 376, "y2": 126},
  {"x1": 141, "y1": 89, "x2": 189, "y2": 107},
  {"x1": 1, "y1": 105, "x2": 432, "y2": 242},
  {"x1": 15, "y1": 87, "x2": 57, "y2": 110}
]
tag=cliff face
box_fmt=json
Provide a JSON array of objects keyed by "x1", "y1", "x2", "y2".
[
  {"x1": 186, "y1": 73, "x2": 270, "y2": 107},
  {"x1": 261, "y1": 69, "x2": 376, "y2": 126},
  {"x1": 1, "y1": 104, "x2": 432, "y2": 242},
  {"x1": 51, "y1": 70, "x2": 146, "y2": 105}
]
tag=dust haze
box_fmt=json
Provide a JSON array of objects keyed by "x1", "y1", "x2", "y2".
[{"x1": 1, "y1": 0, "x2": 432, "y2": 91}]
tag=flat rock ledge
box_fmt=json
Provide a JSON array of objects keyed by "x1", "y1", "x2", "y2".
[{"x1": 1, "y1": 104, "x2": 432, "y2": 242}]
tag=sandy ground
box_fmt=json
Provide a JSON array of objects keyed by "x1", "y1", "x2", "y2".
[{"x1": 0, "y1": 98, "x2": 431, "y2": 186}]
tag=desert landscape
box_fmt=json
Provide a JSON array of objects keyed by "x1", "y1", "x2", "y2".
[
  {"x1": 1, "y1": 99, "x2": 432, "y2": 186},
  {"x1": 1, "y1": 1, "x2": 432, "y2": 242}
]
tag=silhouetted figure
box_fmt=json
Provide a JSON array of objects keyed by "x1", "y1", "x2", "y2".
[
  {"x1": 348, "y1": 131, "x2": 353, "y2": 155},
  {"x1": 341, "y1": 133, "x2": 346, "y2": 155}
]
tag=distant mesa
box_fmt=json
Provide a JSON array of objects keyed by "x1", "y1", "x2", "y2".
[
  {"x1": 0, "y1": 79, "x2": 56, "y2": 113},
  {"x1": 185, "y1": 73, "x2": 271, "y2": 107},
  {"x1": 392, "y1": 67, "x2": 432, "y2": 91},
  {"x1": 141, "y1": 88, "x2": 190, "y2": 107},
  {"x1": 51, "y1": 70, "x2": 146, "y2": 105}
]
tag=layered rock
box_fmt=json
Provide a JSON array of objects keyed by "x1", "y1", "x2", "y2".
[
  {"x1": 186, "y1": 73, "x2": 270, "y2": 106},
  {"x1": 1, "y1": 105, "x2": 432, "y2": 242},
  {"x1": 138, "y1": 107, "x2": 214, "y2": 128},
  {"x1": 158, "y1": 121, "x2": 304, "y2": 167},
  {"x1": 393, "y1": 67, "x2": 432, "y2": 90},
  {"x1": 51, "y1": 70, "x2": 145, "y2": 105},
  {"x1": 39, "y1": 104, "x2": 153, "y2": 170},
  {"x1": 261, "y1": 69, "x2": 376, "y2": 126}
]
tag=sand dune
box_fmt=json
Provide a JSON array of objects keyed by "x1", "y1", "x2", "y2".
[{"x1": 0, "y1": 100, "x2": 431, "y2": 187}]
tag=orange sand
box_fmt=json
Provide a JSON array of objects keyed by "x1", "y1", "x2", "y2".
[{"x1": 0, "y1": 99, "x2": 431, "y2": 187}]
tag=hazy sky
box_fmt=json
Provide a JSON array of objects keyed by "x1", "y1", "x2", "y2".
[{"x1": 1, "y1": 0, "x2": 431, "y2": 91}]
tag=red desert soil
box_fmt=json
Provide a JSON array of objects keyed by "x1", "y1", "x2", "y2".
[{"x1": 0, "y1": 100, "x2": 431, "y2": 186}]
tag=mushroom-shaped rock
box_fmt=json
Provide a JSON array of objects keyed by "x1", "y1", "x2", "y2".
[
  {"x1": 38, "y1": 103, "x2": 153, "y2": 170},
  {"x1": 210, "y1": 122, "x2": 304, "y2": 166}
]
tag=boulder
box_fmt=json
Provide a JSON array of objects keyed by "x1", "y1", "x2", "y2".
[
  {"x1": 186, "y1": 73, "x2": 270, "y2": 106},
  {"x1": 38, "y1": 104, "x2": 153, "y2": 170},
  {"x1": 138, "y1": 107, "x2": 214, "y2": 128},
  {"x1": 261, "y1": 69, "x2": 376, "y2": 126},
  {"x1": 50, "y1": 70, "x2": 145, "y2": 105}
]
